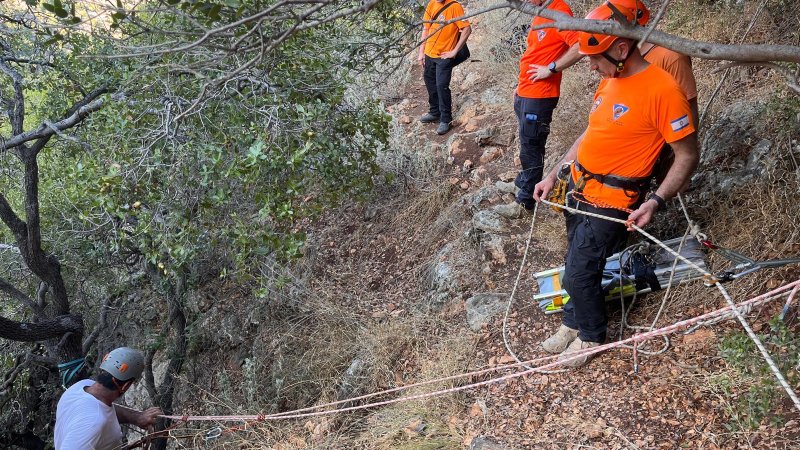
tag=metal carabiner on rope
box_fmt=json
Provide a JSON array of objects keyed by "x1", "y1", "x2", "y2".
[{"x1": 204, "y1": 427, "x2": 222, "y2": 441}]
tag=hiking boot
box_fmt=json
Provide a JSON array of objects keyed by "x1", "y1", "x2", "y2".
[
  {"x1": 557, "y1": 337, "x2": 601, "y2": 369},
  {"x1": 420, "y1": 113, "x2": 440, "y2": 123},
  {"x1": 541, "y1": 325, "x2": 579, "y2": 354},
  {"x1": 436, "y1": 122, "x2": 451, "y2": 135},
  {"x1": 495, "y1": 180, "x2": 520, "y2": 195},
  {"x1": 492, "y1": 202, "x2": 522, "y2": 218}
]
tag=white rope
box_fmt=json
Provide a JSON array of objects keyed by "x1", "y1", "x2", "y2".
[
  {"x1": 501, "y1": 203, "x2": 568, "y2": 374},
  {"x1": 540, "y1": 197, "x2": 800, "y2": 412}
]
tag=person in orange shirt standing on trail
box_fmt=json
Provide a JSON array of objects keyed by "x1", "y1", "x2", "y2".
[
  {"x1": 532, "y1": 2, "x2": 699, "y2": 368},
  {"x1": 418, "y1": 0, "x2": 471, "y2": 135},
  {"x1": 497, "y1": 0, "x2": 583, "y2": 215}
]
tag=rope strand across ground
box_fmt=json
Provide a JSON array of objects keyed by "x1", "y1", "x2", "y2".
[{"x1": 158, "y1": 278, "x2": 800, "y2": 425}]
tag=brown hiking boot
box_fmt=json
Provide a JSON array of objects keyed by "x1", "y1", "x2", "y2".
[
  {"x1": 557, "y1": 337, "x2": 601, "y2": 368},
  {"x1": 541, "y1": 325, "x2": 579, "y2": 354},
  {"x1": 495, "y1": 180, "x2": 519, "y2": 195}
]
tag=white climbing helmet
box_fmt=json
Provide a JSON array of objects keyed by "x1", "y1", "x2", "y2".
[{"x1": 99, "y1": 347, "x2": 144, "y2": 381}]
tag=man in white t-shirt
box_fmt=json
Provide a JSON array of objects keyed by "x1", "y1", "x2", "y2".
[{"x1": 55, "y1": 347, "x2": 162, "y2": 450}]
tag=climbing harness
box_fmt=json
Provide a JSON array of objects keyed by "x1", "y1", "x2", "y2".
[
  {"x1": 536, "y1": 195, "x2": 800, "y2": 411},
  {"x1": 574, "y1": 160, "x2": 651, "y2": 203},
  {"x1": 58, "y1": 357, "x2": 86, "y2": 388}
]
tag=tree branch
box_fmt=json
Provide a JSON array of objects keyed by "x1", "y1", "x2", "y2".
[
  {"x1": 0, "y1": 314, "x2": 83, "y2": 342},
  {"x1": 0, "y1": 278, "x2": 46, "y2": 319},
  {"x1": 1, "y1": 97, "x2": 106, "y2": 152},
  {"x1": 82, "y1": 295, "x2": 116, "y2": 355},
  {"x1": 0, "y1": 59, "x2": 25, "y2": 137},
  {"x1": 506, "y1": 1, "x2": 800, "y2": 63}
]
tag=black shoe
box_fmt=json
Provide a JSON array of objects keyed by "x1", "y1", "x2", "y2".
[
  {"x1": 436, "y1": 122, "x2": 451, "y2": 135},
  {"x1": 420, "y1": 113, "x2": 440, "y2": 123}
]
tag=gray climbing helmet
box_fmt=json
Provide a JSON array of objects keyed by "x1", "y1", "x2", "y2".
[{"x1": 99, "y1": 347, "x2": 144, "y2": 381}]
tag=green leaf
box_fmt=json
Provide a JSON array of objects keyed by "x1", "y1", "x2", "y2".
[{"x1": 206, "y1": 4, "x2": 222, "y2": 20}]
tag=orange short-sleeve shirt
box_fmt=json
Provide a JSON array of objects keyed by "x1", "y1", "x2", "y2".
[
  {"x1": 516, "y1": 0, "x2": 579, "y2": 99},
  {"x1": 572, "y1": 64, "x2": 696, "y2": 209},
  {"x1": 644, "y1": 46, "x2": 698, "y2": 101},
  {"x1": 423, "y1": 0, "x2": 470, "y2": 58}
]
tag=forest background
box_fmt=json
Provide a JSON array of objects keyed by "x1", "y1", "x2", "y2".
[{"x1": 1, "y1": 0, "x2": 800, "y2": 448}]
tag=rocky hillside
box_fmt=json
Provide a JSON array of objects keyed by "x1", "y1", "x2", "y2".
[{"x1": 129, "y1": 1, "x2": 800, "y2": 448}]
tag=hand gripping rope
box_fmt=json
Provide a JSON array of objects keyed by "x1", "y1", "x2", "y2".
[
  {"x1": 141, "y1": 197, "x2": 800, "y2": 441},
  {"x1": 537, "y1": 194, "x2": 800, "y2": 411}
]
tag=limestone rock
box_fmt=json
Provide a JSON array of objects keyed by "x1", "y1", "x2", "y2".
[
  {"x1": 481, "y1": 233, "x2": 507, "y2": 265},
  {"x1": 464, "y1": 185, "x2": 502, "y2": 209},
  {"x1": 469, "y1": 436, "x2": 508, "y2": 450},
  {"x1": 479, "y1": 147, "x2": 502, "y2": 164},
  {"x1": 472, "y1": 210, "x2": 507, "y2": 233},
  {"x1": 465, "y1": 293, "x2": 508, "y2": 331}
]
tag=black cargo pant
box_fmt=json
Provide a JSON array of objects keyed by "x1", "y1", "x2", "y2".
[
  {"x1": 424, "y1": 55, "x2": 455, "y2": 124},
  {"x1": 514, "y1": 95, "x2": 559, "y2": 209},
  {"x1": 561, "y1": 200, "x2": 629, "y2": 343}
]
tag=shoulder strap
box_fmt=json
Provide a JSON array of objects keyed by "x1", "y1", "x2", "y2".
[{"x1": 432, "y1": 1, "x2": 456, "y2": 21}]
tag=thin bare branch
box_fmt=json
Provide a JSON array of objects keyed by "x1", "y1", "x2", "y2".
[
  {"x1": 1, "y1": 97, "x2": 106, "y2": 152},
  {"x1": 0, "y1": 278, "x2": 46, "y2": 319}
]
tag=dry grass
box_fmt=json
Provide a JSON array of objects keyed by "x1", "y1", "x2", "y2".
[{"x1": 182, "y1": 1, "x2": 800, "y2": 448}]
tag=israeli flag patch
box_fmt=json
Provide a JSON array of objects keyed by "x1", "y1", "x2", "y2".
[{"x1": 671, "y1": 115, "x2": 690, "y2": 132}]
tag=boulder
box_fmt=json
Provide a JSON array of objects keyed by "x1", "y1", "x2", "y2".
[
  {"x1": 479, "y1": 147, "x2": 502, "y2": 164},
  {"x1": 472, "y1": 210, "x2": 507, "y2": 233},
  {"x1": 469, "y1": 436, "x2": 508, "y2": 450},
  {"x1": 481, "y1": 233, "x2": 507, "y2": 265},
  {"x1": 465, "y1": 293, "x2": 508, "y2": 331}
]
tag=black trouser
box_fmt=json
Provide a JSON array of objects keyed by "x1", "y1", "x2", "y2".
[
  {"x1": 423, "y1": 55, "x2": 454, "y2": 124},
  {"x1": 561, "y1": 200, "x2": 629, "y2": 343},
  {"x1": 514, "y1": 95, "x2": 559, "y2": 209}
]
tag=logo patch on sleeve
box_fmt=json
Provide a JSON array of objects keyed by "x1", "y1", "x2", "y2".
[
  {"x1": 670, "y1": 115, "x2": 690, "y2": 132},
  {"x1": 612, "y1": 104, "x2": 629, "y2": 120},
  {"x1": 537, "y1": 30, "x2": 547, "y2": 41},
  {"x1": 591, "y1": 97, "x2": 602, "y2": 113}
]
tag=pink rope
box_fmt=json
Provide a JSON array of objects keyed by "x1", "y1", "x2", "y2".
[{"x1": 160, "y1": 278, "x2": 800, "y2": 423}]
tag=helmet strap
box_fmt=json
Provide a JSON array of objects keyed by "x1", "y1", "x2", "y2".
[{"x1": 601, "y1": 45, "x2": 631, "y2": 77}]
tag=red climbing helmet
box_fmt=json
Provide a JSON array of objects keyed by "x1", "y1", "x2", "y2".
[
  {"x1": 607, "y1": 0, "x2": 650, "y2": 26},
  {"x1": 578, "y1": 3, "x2": 638, "y2": 55}
]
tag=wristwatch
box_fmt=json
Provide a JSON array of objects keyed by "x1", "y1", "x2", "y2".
[
  {"x1": 647, "y1": 192, "x2": 667, "y2": 211},
  {"x1": 548, "y1": 62, "x2": 558, "y2": 74}
]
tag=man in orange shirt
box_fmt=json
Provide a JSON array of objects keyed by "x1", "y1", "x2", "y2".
[
  {"x1": 418, "y1": 0, "x2": 471, "y2": 135},
  {"x1": 616, "y1": 0, "x2": 699, "y2": 127},
  {"x1": 504, "y1": 0, "x2": 582, "y2": 212},
  {"x1": 532, "y1": 2, "x2": 699, "y2": 368}
]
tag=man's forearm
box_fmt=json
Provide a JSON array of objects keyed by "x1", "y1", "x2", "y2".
[
  {"x1": 453, "y1": 26, "x2": 471, "y2": 51},
  {"x1": 545, "y1": 130, "x2": 584, "y2": 180},
  {"x1": 114, "y1": 404, "x2": 142, "y2": 426},
  {"x1": 554, "y1": 43, "x2": 583, "y2": 72},
  {"x1": 656, "y1": 134, "x2": 699, "y2": 200}
]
